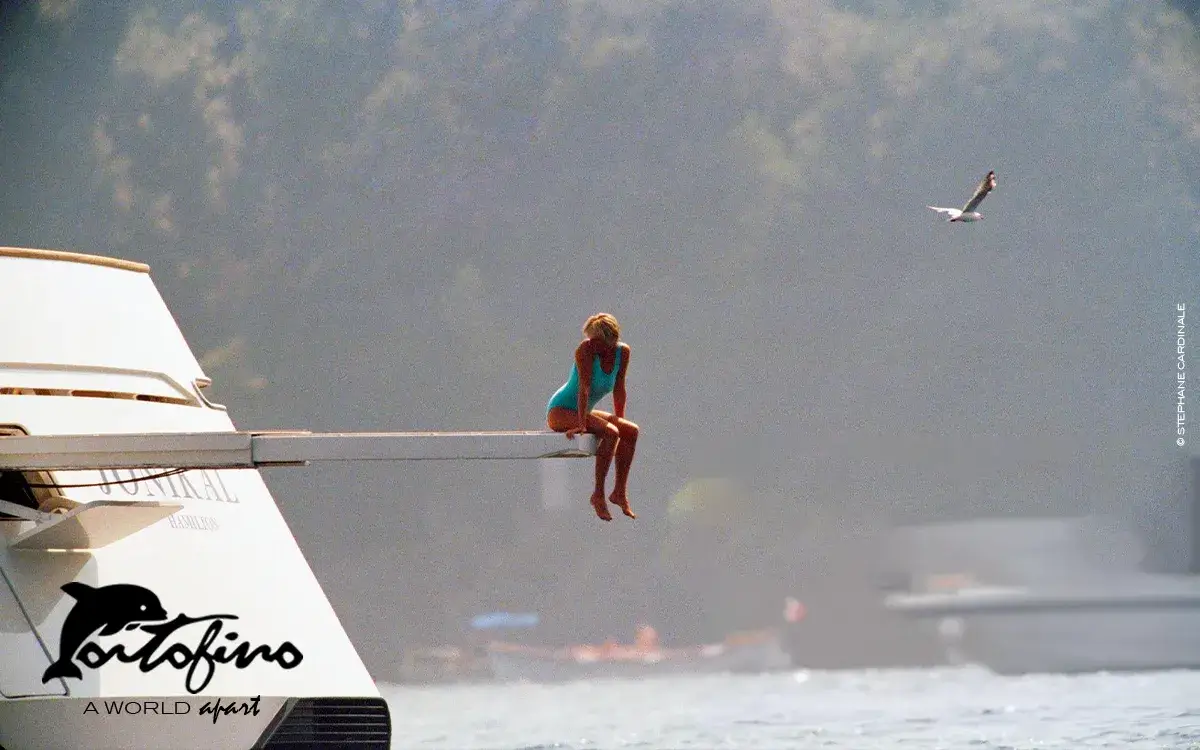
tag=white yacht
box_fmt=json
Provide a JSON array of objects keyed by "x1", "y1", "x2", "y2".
[
  {"x1": 881, "y1": 513, "x2": 1200, "y2": 674},
  {"x1": 0, "y1": 246, "x2": 596, "y2": 749}
]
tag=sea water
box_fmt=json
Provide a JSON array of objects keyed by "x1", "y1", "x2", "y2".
[{"x1": 381, "y1": 667, "x2": 1200, "y2": 749}]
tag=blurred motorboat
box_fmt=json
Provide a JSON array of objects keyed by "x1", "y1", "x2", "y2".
[
  {"x1": 880, "y1": 514, "x2": 1200, "y2": 674},
  {"x1": 486, "y1": 626, "x2": 792, "y2": 683},
  {"x1": 397, "y1": 645, "x2": 492, "y2": 684}
]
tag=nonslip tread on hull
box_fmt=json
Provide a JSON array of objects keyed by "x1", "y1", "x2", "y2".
[
  {"x1": 255, "y1": 697, "x2": 391, "y2": 749},
  {"x1": 0, "y1": 697, "x2": 390, "y2": 750}
]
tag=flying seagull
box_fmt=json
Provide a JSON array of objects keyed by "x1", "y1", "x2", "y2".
[{"x1": 928, "y1": 170, "x2": 996, "y2": 222}]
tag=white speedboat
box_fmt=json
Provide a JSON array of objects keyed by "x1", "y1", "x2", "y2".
[
  {"x1": 0, "y1": 246, "x2": 596, "y2": 749},
  {"x1": 880, "y1": 514, "x2": 1200, "y2": 674}
]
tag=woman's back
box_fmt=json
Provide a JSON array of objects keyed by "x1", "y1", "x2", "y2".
[{"x1": 547, "y1": 343, "x2": 623, "y2": 412}]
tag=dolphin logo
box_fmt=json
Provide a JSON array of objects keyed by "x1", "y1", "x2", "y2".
[{"x1": 42, "y1": 582, "x2": 168, "y2": 684}]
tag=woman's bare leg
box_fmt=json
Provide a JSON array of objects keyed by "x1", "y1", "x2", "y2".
[
  {"x1": 548, "y1": 407, "x2": 622, "y2": 521},
  {"x1": 604, "y1": 415, "x2": 639, "y2": 518}
]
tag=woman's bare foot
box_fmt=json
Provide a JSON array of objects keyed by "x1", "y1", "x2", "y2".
[
  {"x1": 591, "y1": 492, "x2": 612, "y2": 521},
  {"x1": 609, "y1": 492, "x2": 636, "y2": 519}
]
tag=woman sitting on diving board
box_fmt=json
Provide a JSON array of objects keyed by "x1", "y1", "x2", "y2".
[{"x1": 546, "y1": 313, "x2": 639, "y2": 521}]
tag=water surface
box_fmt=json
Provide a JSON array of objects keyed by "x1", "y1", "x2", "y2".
[{"x1": 383, "y1": 667, "x2": 1200, "y2": 749}]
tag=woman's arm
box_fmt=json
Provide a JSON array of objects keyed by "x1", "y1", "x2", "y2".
[
  {"x1": 612, "y1": 344, "x2": 630, "y2": 419},
  {"x1": 575, "y1": 341, "x2": 592, "y2": 429}
]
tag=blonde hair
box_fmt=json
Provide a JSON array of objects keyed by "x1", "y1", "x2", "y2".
[{"x1": 583, "y1": 313, "x2": 620, "y2": 345}]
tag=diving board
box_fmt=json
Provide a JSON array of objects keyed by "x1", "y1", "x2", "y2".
[{"x1": 0, "y1": 430, "x2": 598, "y2": 471}]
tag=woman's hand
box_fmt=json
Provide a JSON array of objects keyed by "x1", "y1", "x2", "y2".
[{"x1": 565, "y1": 423, "x2": 588, "y2": 439}]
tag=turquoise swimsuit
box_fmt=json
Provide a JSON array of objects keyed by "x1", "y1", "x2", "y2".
[{"x1": 547, "y1": 346, "x2": 623, "y2": 414}]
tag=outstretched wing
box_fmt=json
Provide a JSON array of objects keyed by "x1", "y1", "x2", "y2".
[
  {"x1": 927, "y1": 205, "x2": 960, "y2": 217},
  {"x1": 960, "y1": 171, "x2": 996, "y2": 214}
]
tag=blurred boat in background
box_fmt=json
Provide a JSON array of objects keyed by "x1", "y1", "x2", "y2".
[
  {"x1": 880, "y1": 512, "x2": 1200, "y2": 674},
  {"x1": 486, "y1": 626, "x2": 792, "y2": 683}
]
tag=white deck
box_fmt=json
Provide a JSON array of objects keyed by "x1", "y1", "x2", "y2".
[
  {"x1": 0, "y1": 430, "x2": 598, "y2": 470},
  {"x1": 7, "y1": 500, "x2": 183, "y2": 551}
]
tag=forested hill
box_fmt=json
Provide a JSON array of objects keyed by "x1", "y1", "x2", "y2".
[{"x1": 2, "y1": 0, "x2": 1198, "y2": 676}]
